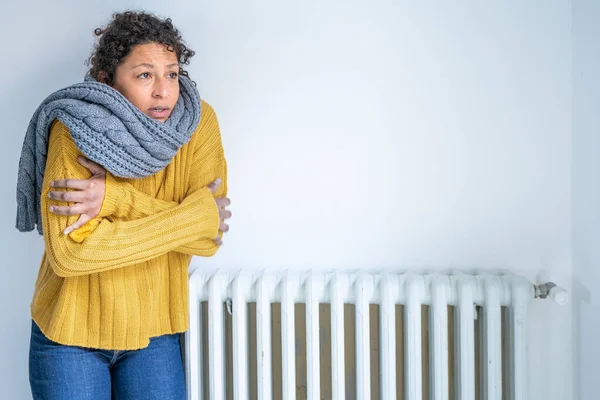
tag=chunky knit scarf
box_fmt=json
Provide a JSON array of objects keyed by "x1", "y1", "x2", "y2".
[{"x1": 16, "y1": 74, "x2": 201, "y2": 235}]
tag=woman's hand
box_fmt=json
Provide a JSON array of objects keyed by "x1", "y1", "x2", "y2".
[
  {"x1": 48, "y1": 157, "x2": 106, "y2": 235},
  {"x1": 207, "y1": 178, "x2": 231, "y2": 246}
]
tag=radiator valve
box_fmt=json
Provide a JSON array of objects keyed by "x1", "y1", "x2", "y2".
[{"x1": 534, "y1": 282, "x2": 568, "y2": 305}]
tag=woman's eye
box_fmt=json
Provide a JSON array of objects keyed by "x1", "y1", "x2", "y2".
[
  {"x1": 138, "y1": 72, "x2": 150, "y2": 79},
  {"x1": 169, "y1": 72, "x2": 178, "y2": 79}
]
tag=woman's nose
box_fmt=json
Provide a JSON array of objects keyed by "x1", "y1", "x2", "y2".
[{"x1": 152, "y1": 79, "x2": 168, "y2": 98}]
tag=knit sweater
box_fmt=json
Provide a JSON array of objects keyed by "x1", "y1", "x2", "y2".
[{"x1": 30, "y1": 100, "x2": 227, "y2": 350}]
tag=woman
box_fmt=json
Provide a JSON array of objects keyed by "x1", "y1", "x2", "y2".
[{"x1": 16, "y1": 11, "x2": 231, "y2": 399}]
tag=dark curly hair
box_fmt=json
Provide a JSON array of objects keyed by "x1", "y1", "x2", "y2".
[{"x1": 87, "y1": 11, "x2": 195, "y2": 85}]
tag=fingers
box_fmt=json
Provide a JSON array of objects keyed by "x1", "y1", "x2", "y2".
[
  {"x1": 215, "y1": 197, "x2": 231, "y2": 208},
  {"x1": 63, "y1": 214, "x2": 92, "y2": 235},
  {"x1": 219, "y1": 221, "x2": 229, "y2": 232},
  {"x1": 207, "y1": 178, "x2": 222, "y2": 194},
  {"x1": 219, "y1": 208, "x2": 232, "y2": 220},
  {"x1": 51, "y1": 178, "x2": 90, "y2": 191},
  {"x1": 216, "y1": 198, "x2": 231, "y2": 233},
  {"x1": 214, "y1": 195, "x2": 230, "y2": 245},
  {"x1": 50, "y1": 158, "x2": 105, "y2": 189},
  {"x1": 78, "y1": 157, "x2": 106, "y2": 175},
  {"x1": 49, "y1": 204, "x2": 86, "y2": 216},
  {"x1": 215, "y1": 199, "x2": 232, "y2": 220},
  {"x1": 48, "y1": 190, "x2": 92, "y2": 203},
  {"x1": 214, "y1": 220, "x2": 228, "y2": 247}
]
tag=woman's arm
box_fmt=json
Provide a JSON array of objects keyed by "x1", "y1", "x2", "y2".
[
  {"x1": 42, "y1": 120, "x2": 222, "y2": 277},
  {"x1": 69, "y1": 174, "x2": 225, "y2": 257},
  {"x1": 53, "y1": 102, "x2": 229, "y2": 257}
]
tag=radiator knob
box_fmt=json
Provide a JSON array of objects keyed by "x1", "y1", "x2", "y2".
[{"x1": 549, "y1": 286, "x2": 568, "y2": 306}]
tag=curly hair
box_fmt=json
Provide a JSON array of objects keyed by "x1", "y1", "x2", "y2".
[{"x1": 87, "y1": 11, "x2": 195, "y2": 85}]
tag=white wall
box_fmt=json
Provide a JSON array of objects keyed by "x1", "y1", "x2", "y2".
[
  {"x1": 572, "y1": 1, "x2": 600, "y2": 399},
  {"x1": 2, "y1": 1, "x2": 572, "y2": 399}
]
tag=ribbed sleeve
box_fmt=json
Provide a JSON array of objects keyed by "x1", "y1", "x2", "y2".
[{"x1": 41, "y1": 123, "x2": 220, "y2": 277}]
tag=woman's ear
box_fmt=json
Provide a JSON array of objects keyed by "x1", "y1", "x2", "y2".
[{"x1": 97, "y1": 71, "x2": 112, "y2": 86}]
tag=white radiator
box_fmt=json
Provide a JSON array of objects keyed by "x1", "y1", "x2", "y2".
[{"x1": 185, "y1": 270, "x2": 566, "y2": 400}]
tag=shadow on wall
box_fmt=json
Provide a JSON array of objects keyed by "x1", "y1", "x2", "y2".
[{"x1": 571, "y1": 277, "x2": 591, "y2": 400}]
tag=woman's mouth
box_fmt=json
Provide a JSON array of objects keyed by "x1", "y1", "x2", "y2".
[{"x1": 147, "y1": 106, "x2": 171, "y2": 119}]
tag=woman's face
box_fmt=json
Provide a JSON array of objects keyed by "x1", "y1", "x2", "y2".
[{"x1": 110, "y1": 42, "x2": 180, "y2": 123}]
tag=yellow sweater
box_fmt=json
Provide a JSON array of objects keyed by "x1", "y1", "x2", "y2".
[{"x1": 30, "y1": 100, "x2": 227, "y2": 350}]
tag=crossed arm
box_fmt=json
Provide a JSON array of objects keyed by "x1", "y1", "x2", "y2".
[{"x1": 42, "y1": 106, "x2": 230, "y2": 277}]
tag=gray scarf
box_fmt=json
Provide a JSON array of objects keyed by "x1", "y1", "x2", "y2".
[{"x1": 16, "y1": 74, "x2": 201, "y2": 235}]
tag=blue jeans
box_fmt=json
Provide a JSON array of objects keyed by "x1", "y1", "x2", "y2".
[{"x1": 28, "y1": 320, "x2": 186, "y2": 400}]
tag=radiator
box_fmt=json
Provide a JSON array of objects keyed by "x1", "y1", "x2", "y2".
[{"x1": 184, "y1": 270, "x2": 566, "y2": 400}]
